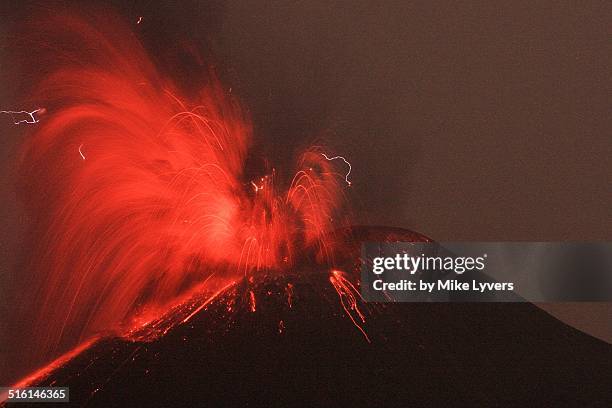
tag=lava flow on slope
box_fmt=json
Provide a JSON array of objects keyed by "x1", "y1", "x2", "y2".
[{"x1": 5, "y1": 226, "x2": 612, "y2": 407}]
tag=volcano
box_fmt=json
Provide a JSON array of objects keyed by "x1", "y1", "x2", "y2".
[{"x1": 6, "y1": 226, "x2": 611, "y2": 407}]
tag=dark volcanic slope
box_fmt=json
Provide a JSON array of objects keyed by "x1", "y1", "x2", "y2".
[{"x1": 7, "y1": 227, "x2": 612, "y2": 407}]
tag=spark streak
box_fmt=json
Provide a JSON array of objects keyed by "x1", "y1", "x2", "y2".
[
  {"x1": 329, "y1": 270, "x2": 370, "y2": 342},
  {"x1": 250, "y1": 180, "x2": 262, "y2": 192},
  {"x1": 321, "y1": 153, "x2": 352, "y2": 186},
  {"x1": 249, "y1": 290, "x2": 257, "y2": 312}
]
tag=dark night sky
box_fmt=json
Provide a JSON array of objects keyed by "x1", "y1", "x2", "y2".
[{"x1": 0, "y1": 0, "x2": 610, "y2": 376}]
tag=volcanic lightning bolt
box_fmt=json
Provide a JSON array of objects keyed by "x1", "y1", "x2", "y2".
[
  {"x1": 1, "y1": 108, "x2": 45, "y2": 125},
  {"x1": 321, "y1": 152, "x2": 352, "y2": 186}
]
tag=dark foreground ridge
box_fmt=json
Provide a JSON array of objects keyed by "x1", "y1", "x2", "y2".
[{"x1": 8, "y1": 227, "x2": 612, "y2": 407}]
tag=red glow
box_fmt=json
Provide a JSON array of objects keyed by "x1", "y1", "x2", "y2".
[
  {"x1": 15, "y1": 11, "x2": 352, "y2": 367},
  {"x1": 329, "y1": 270, "x2": 371, "y2": 343},
  {"x1": 249, "y1": 290, "x2": 257, "y2": 312},
  {"x1": 285, "y1": 283, "x2": 294, "y2": 308}
]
